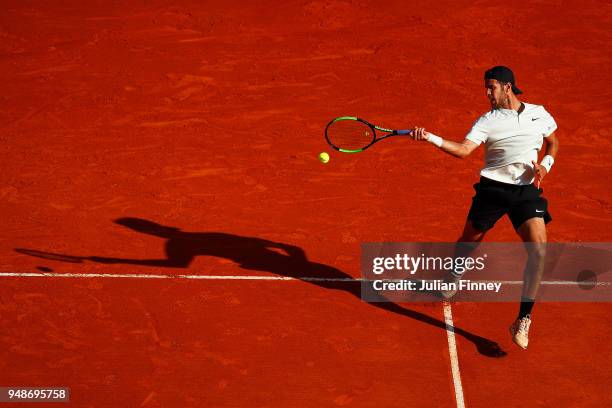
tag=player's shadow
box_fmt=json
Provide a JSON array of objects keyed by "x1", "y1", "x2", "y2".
[{"x1": 23, "y1": 217, "x2": 507, "y2": 358}]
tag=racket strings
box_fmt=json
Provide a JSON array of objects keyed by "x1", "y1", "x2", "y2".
[{"x1": 326, "y1": 120, "x2": 375, "y2": 151}]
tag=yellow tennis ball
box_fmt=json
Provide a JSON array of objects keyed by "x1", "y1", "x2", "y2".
[{"x1": 319, "y1": 152, "x2": 330, "y2": 163}]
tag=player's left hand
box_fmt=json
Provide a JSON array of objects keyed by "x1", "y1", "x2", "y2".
[{"x1": 532, "y1": 160, "x2": 548, "y2": 189}]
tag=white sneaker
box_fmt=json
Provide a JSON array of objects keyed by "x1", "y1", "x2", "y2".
[{"x1": 510, "y1": 315, "x2": 532, "y2": 349}]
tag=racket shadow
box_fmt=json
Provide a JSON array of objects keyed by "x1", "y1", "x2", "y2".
[
  {"x1": 14, "y1": 248, "x2": 85, "y2": 263},
  {"x1": 15, "y1": 217, "x2": 506, "y2": 358}
]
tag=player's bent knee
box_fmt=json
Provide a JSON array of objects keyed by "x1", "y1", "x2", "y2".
[{"x1": 525, "y1": 242, "x2": 547, "y2": 259}]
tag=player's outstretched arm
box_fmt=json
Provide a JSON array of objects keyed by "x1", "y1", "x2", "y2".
[{"x1": 411, "y1": 127, "x2": 479, "y2": 159}]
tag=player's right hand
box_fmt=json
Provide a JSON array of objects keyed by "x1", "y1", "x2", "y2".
[{"x1": 411, "y1": 127, "x2": 429, "y2": 141}]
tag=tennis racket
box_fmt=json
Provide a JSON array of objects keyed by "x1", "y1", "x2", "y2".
[{"x1": 325, "y1": 116, "x2": 415, "y2": 153}]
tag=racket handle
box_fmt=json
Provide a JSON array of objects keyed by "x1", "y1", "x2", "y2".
[{"x1": 395, "y1": 129, "x2": 414, "y2": 135}]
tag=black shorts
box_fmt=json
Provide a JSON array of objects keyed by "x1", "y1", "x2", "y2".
[{"x1": 467, "y1": 177, "x2": 552, "y2": 232}]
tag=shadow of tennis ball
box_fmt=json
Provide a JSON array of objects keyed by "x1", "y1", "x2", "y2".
[
  {"x1": 576, "y1": 269, "x2": 597, "y2": 290},
  {"x1": 37, "y1": 266, "x2": 53, "y2": 272}
]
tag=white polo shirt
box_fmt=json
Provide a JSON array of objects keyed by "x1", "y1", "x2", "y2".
[{"x1": 465, "y1": 102, "x2": 557, "y2": 185}]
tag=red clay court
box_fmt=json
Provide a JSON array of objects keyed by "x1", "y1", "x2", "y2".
[{"x1": 1, "y1": 1, "x2": 611, "y2": 407}]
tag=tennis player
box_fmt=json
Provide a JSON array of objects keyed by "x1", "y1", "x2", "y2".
[{"x1": 411, "y1": 66, "x2": 559, "y2": 349}]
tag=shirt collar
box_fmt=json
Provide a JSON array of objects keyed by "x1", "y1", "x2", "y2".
[{"x1": 496, "y1": 102, "x2": 525, "y2": 115}]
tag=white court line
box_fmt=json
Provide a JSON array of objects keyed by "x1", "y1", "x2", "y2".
[
  {"x1": 443, "y1": 302, "x2": 466, "y2": 408},
  {"x1": 0, "y1": 272, "x2": 358, "y2": 281},
  {"x1": 0, "y1": 272, "x2": 608, "y2": 286}
]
